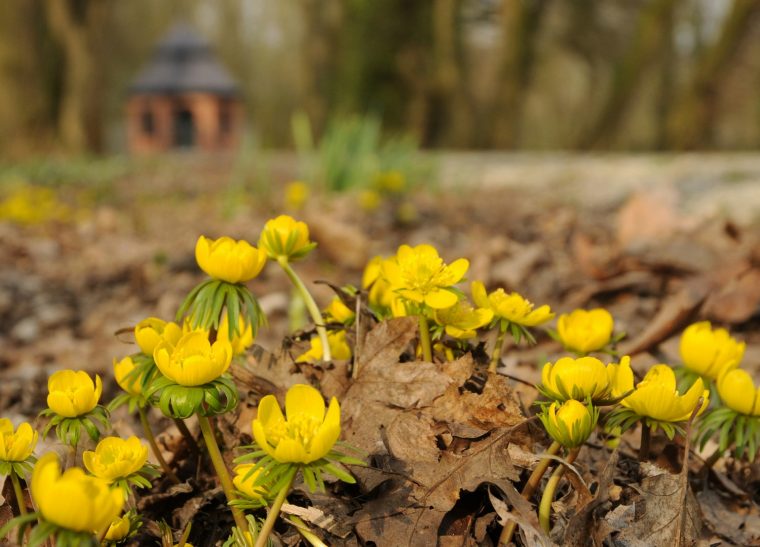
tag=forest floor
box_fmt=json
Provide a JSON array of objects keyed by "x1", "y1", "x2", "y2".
[{"x1": 2, "y1": 153, "x2": 760, "y2": 545}]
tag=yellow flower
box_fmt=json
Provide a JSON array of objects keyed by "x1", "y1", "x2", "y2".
[
  {"x1": 154, "y1": 331, "x2": 233, "y2": 386},
  {"x1": 284, "y1": 181, "x2": 309, "y2": 211},
  {"x1": 259, "y1": 215, "x2": 315, "y2": 261},
  {"x1": 324, "y1": 297, "x2": 355, "y2": 324},
  {"x1": 104, "y1": 514, "x2": 131, "y2": 541},
  {"x1": 252, "y1": 384, "x2": 341, "y2": 464},
  {"x1": 375, "y1": 170, "x2": 406, "y2": 193},
  {"x1": 557, "y1": 308, "x2": 614, "y2": 354},
  {"x1": 363, "y1": 256, "x2": 400, "y2": 312},
  {"x1": 134, "y1": 317, "x2": 170, "y2": 355},
  {"x1": 716, "y1": 369, "x2": 760, "y2": 416},
  {"x1": 83, "y1": 436, "x2": 149, "y2": 483},
  {"x1": 47, "y1": 370, "x2": 102, "y2": 418},
  {"x1": 0, "y1": 419, "x2": 37, "y2": 462},
  {"x1": 296, "y1": 331, "x2": 352, "y2": 363},
  {"x1": 31, "y1": 452, "x2": 123, "y2": 533},
  {"x1": 541, "y1": 356, "x2": 611, "y2": 402},
  {"x1": 471, "y1": 281, "x2": 553, "y2": 327},
  {"x1": 680, "y1": 321, "x2": 744, "y2": 380},
  {"x1": 113, "y1": 356, "x2": 142, "y2": 396},
  {"x1": 232, "y1": 463, "x2": 267, "y2": 501},
  {"x1": 433, "y1": 300, "x2": 493, "y2": 339},
  {"x1": 218, "y1": 314, "x2": 254, "y2": 356},
  {"x1": 195, "y1": 235, "x2": 267, "y2": 284},
  {"x1": 622, "y1": 365, "x2": 709, "y2": 423},
  {"x1": 359, "y1": 189, "x2": 382, "y2": 211},
  {"x1": 540, "y1": 400, "x2": 596, "y2": 448},
  {"x1": 606, "y1": 356, "x2": 634, "y2": 399},
  {"x1": 382, "y1": 244, "x2": 469, "y2": 310}
]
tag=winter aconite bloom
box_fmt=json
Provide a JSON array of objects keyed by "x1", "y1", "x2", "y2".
[
  {"x1": 252, "y1": 384, "x2": 341, "y2": 464},
  {"x1": 296, "y1": 331, "x2": 352, "y2": 363},
  {"x1": 0, "y1": 419, "x2": 37, "y2": 462},
  {"x1": 31, "y1": 452, "x2": 123, "y2": 533},
  {"x1": 540, "y1": 400, "x2": 597, "y2": 448},
  {"x1": 680, "y1": 321, "x2": 745, "y2": 380},
  {"x1": 471, "y1": 281, "x2": 554, "y2": 327},
  {"x1": 113, "y1": 356, "x2": 143, "y2": 396},
  {"x1": 382, "y1": 244, "x2": 469, "y2": 310},
  {"x1": 541, "y1": 356, "x2": 612, "y2": 402},
  {"x1": 324, "y1": 297, "x2": 355, "y2": 325},
  {"x1": 83, "y1": 436, "x2": 149, "y2": 483},
  {"x1": 622, "y1": 365, "x2": 709, "y2": 424},
  {"x1": 154, "y1": 331, "x2": 233, "y2": 386},
  {"x1": 217, "y1": 314, "x2": 254, "y2": 355},
  {"x1": 134, "y1": 317, "x2": 170, "y2": 355},
  {"x1": 104, "y1": 515, "x2": 131, "y2": 541},
  {"x1": 47, "y1": 370, "x2": 102, "y2": 418},
  {"x1": 716, "y1": 369, "x2": 760, "y2": 416},
  {"x1": 284, "y1": 181, "x2": 309, "y2": 211},
  {"x1": 195, "y1": 235, "x2": 267, "y2": 284},
  {"x1": 557, "y1": 308, "x2": 614, "y2": 354},
  {"x1": 433, "y1": 300, "x2": 493, "y2": 339},
  {"x1": 259, "y1": 215, "x2": 316, "y2": 261},
  {"x1": 232, "y1": 463, "x2": 267, "y2": 501}
]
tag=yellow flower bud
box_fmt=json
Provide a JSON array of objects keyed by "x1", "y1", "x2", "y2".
[
  {"x1": 433, "y1": 300, "x2": 493, "y2": 339},
  {"x1": 359, "y1": 189, "x2": 382, "y2": 211},
  {"x1": 296, "y1": 331, "x2": 352, "y2": 363},
  {"x1": 557, "y1": 308, "x2": 614, "y2": 354},
  {"x1": 83, "y1": 436, "x2": 149, "y2": 483},
  {"x1": 31, "y1": 452, "x2": 123, "y2": 533},
  {"x1": 217, "y1": 314, "x2": 254, "y2": 356},
  {"x1": 382, "y1": 244, "x2": 469, "y2": 310},
  {"x1": 716, "y1": 368, "x2": 760, "y2": 416},
  {"x1": 541, "y1": 400, "x2": 596, "y2": 448},
  {"x1": 154, "y1": 331, "x2": 233, "y2": 386},
  {"x1": 232, "y1": 463, "x2": 267, "y2": 501},
  {"x1": 113, "y1": 356, "x2": 142, "y2": 396},
  {"x1": 284, "y1": 181, "x2": 309, "y2": 211},
  {"x1": 259, "y1": 215, "x2": 315, "y2": 261},
  {"x1": 324, "y1": 297, "x2": 355, "y2": 325},
  {"x1": 104, "y1": 514, "x2": 131, "y2": 541},
  {"x1": 679, "y1": 321, "x2": 744, "y2": 380},
  {"x1": 195, "y1": 235, "x2": 267, "y2": 284},
  {"x1": 606, "y1": 356, "x2": 634, "y2": 399},
  {"x1": 375, "y1": 170, "x2": 406, "y2": 193},
  {"x1": 47, "y1": 370, "x2": 102, "y2": 418},
  {"x1": 622, "y1": 364, "x2": 709, "y2": 423},
  {"x1": 471, "y1": 281, "x2": 554, "y2": 327},
  {"x1": 134, "y1": 317, "x2": 168, "y2": 355},
  {"x1": 0, "y1": 419, "x2": 37, "y2": 462},
  {"x1": 252, "y1": 384, "x2": 341, "y2": 464},
  {"x1": 541, "y1": 356, "x2": 611, "y2": 402}
]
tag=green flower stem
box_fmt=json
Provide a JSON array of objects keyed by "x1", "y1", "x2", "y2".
[
  {"x1": 538, "y1": 448, "x2": 579, "y2": 533},
  {"x1": 278, "y1": 257, "x2": 331, "y2": 362},
  {"x1": 488, "y1": 322, "x2": 508, "y2": 373},
  {"x1": 287, "y1": 514, "x2": 328, "y2": 547},
  {"x1": 498, "y1": 440, "x2": 562, "y2": 545},
  {"x1": 9, "y1": 472, "x2": 27, "y2": 517},
  {"x1": 198, "y1": 415, "x2": 248, "y2": 533},
  {"x1": 139, "y1": 406, "x2": 180, "y2": 484},
  {"x1": 255, "y1": 469, "x2": 296, "y2": 547},
  {"x1": 639, "y1": 424, "x2": 651, "y2": 461},
  {"x1": 418, "y1": 314, "x2": 433, "y2": 362},
  {"x1": 173, "y1": 417, "x2": 201, "y2": 455}
]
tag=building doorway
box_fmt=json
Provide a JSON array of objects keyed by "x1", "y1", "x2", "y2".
[{"x1": 174, "y1": 109, "x2": 195, "y2": 147}]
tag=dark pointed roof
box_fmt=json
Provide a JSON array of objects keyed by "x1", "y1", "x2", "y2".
[{"x1": 129, "y1": 23, "x2": 238, "y2": 96}]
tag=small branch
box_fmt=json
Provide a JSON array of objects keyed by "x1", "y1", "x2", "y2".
[{"x1": 639, "y1": 424, "x2": 651, "y2": 461}]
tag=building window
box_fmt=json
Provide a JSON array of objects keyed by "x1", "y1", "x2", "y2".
[{"x1": 141, "y1": 110, "x2": 154, "y2": 136}]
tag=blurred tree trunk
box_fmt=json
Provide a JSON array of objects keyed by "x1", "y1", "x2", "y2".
[
  {"x1": 428, "y1": 0, "x2": 472, "y2": 146},
  {"x1": 298, "y1": 0, "x2": 343, "y2": 138},
  {"x1": 666, "y1": 0, "x2": 760, "y2": 149},
  {"x1": 45, "y1": 0, "x2": 106, "y2": 152},
  {"x1": 487, "y1": 0, "x2": 548, "y2": 148},
  {"x1": 579, "y1": 0, "x2": 678, "y2": 149}
]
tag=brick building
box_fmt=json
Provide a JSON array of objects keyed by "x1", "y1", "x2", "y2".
[{"x1": 126, "y1": 23, "x2": 244, "y2": 154}]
